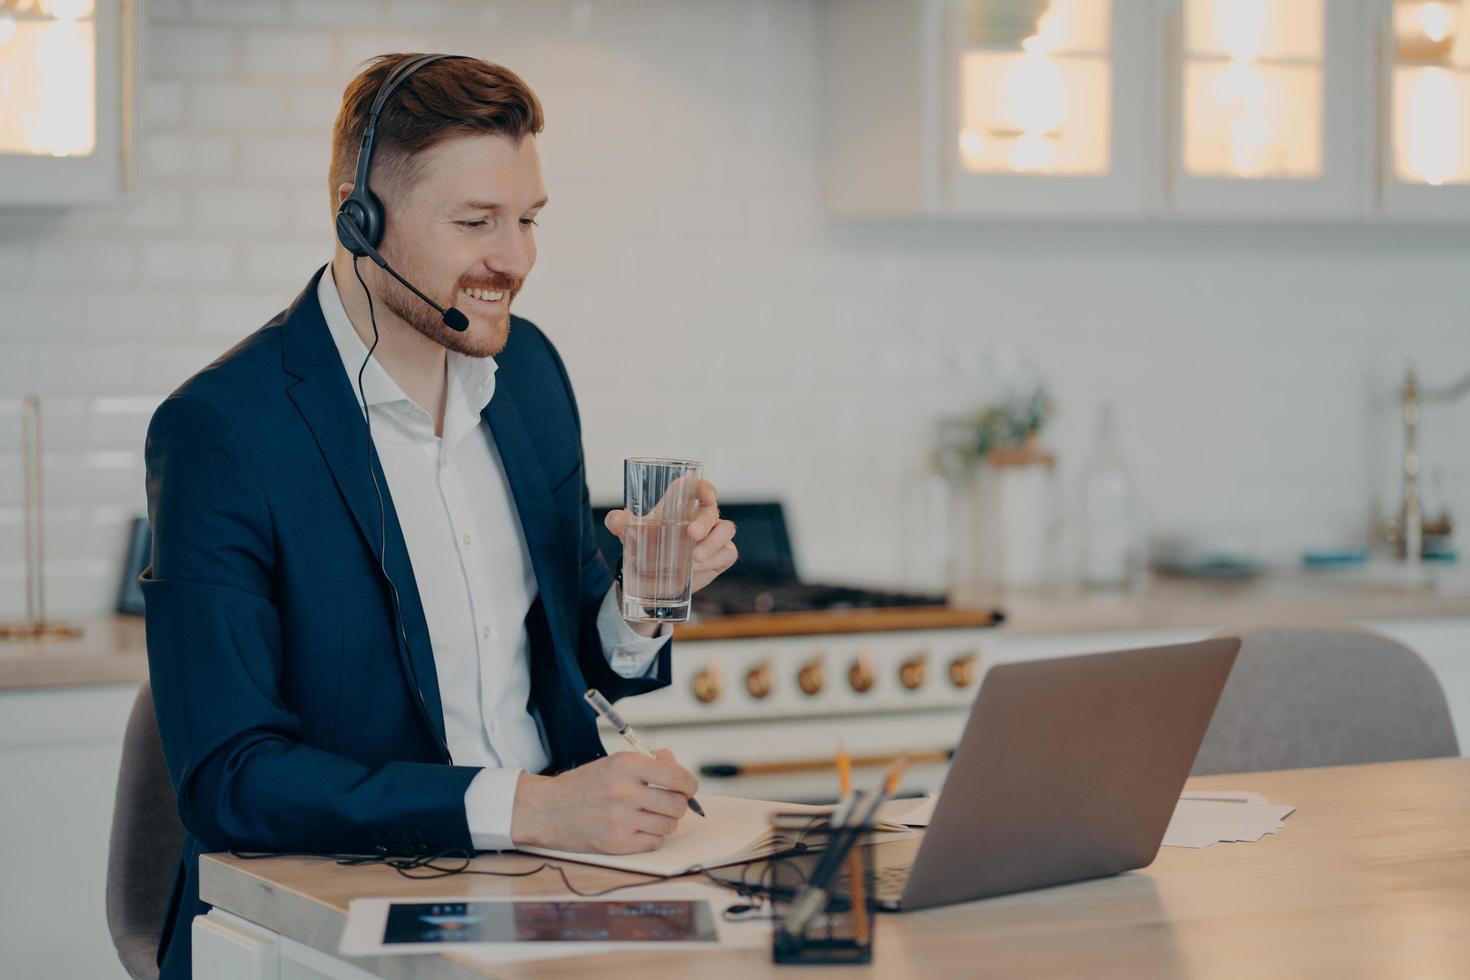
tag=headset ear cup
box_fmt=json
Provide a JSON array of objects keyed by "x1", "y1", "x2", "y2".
[{"x1": 358, "y1": 187, "x2": 385, "y2": 249}]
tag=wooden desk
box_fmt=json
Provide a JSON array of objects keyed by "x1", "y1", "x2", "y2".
[{"x1": 196, "y1": 757, "x2": 1470, "y2": 979}]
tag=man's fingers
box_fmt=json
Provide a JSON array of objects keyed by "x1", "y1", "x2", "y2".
[
  {"x1": 604, "y1": 509, "x2": 628, "y2": 538},
  {"x1": 694, "y1": 542, "x2": 738, "y2": 573},
  {"x1": 692, "y1": 519, "x2": 736, "y2": 563},
  {"x1": 632, "y1": 810, "x2": 680, "y2": 838},
  {"x1": 638, "y1": 751, "x2": 699, "y2": 798},
  {"x1": 637, "y1": 786, "x2": 690, "y2": 821}
]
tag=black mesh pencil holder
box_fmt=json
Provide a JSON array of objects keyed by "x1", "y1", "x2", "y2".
[{"x1": 768, "y1": 816, "x2": 876, "y2": 965}]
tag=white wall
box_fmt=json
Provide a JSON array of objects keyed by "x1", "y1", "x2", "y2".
[{"x1": 3, "y1": 0, "x2": 1470, "y2": 619}]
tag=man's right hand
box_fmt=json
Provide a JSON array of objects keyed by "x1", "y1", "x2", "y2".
[{"x1": 509, "y1": 749, "x2": 700, "y2": 854}]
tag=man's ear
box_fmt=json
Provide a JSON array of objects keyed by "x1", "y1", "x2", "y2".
[{"x1": 336, "y1": 182, "x2": 354, "y2": 206}]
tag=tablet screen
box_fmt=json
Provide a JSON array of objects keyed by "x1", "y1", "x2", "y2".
[{"x1": 381, "y1": 900, "x2": 719, "y2": 945}]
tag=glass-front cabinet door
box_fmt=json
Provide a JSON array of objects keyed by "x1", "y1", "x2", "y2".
[
  {"x1": 943, "y1": 0, "x2": 1153, "y2": 216},
  {"x1": 0, "y1": 0, "x2": 138, "y2": 204},
  {"x1": 1376, "y1": 0, "x2": 1470, "y2": 218},
  {"x1": 1164, "y1": 0, "x2": 1367, "y2": 218}
]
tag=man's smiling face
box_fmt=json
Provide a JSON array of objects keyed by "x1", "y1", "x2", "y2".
[{"x1": 371, "y1": 132, "x2": 547, "y2": 358}]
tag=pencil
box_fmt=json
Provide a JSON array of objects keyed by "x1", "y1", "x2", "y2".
[{"x1": 838, "y1": 741, "x2": 870, "y2": 947}]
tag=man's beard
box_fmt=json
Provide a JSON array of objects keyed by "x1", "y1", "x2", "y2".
[{"x1": 378, "y1": 262, "x2": 522, "y2": 358}]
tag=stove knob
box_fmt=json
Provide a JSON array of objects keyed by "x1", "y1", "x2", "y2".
[
  {"x1": 848, "y1": 654, "x2": 876, "y2": 694},
  {"x1": 797, "y1": 656, "x2": 825, "y2": 696},
  {"x1": 899, "y1": 651, "x2": 928, "y2": 690},
  {"x1": 745, "y1": 659, "x2": 775, "y2": 699},
  {"x1": 692, "y1": 661, "x2": 722, "y2": 704},
  {"x1": 948, "y1": 651, "x2": 980, "y2": 689}
]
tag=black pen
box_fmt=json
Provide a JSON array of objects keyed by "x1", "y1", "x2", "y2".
[{"x1": 584, "y1": 689, "x2": 706, "y2": 817}]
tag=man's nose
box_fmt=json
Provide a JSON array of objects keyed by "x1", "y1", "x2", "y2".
[{"x1": 485, "y1": 226, "x2": 533, "y2": 280}]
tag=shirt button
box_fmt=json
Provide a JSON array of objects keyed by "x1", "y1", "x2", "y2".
[
  {"x1": 481, "y1": 626, "x2": 490, "y2": 639},
  {"x1": 461, "y1": 532, "x2": 472, "y2": 546}
]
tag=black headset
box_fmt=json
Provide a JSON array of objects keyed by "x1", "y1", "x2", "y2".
[
  {"x1": 341, "y1": 54, "x2": 471, "y2": 764},
  {"x1": 336, "y1": 53, "x2": 470, "y2": 332}
]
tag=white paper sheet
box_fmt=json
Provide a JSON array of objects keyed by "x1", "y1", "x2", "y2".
[
  {"x1": 339, "y1": 883, "x2": 769, "y2": 965},
  {"x1": 882, "y1": 790, "x2": 1295, "y2": 850}
]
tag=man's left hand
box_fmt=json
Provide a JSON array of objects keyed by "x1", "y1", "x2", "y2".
[{"x1": 604, "y1": 478, "x2": 738, "y2": 596}]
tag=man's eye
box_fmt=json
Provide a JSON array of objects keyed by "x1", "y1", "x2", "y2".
[
  {"x1": 457, "y1": 219, "x2": 487, "y2": 229},
  {"x1": 521, "y1": 217, "x2": 539, "y2": 227}
]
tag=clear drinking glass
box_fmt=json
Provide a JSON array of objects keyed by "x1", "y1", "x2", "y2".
[{"x1": 621, "y1": 457, "x2": 703, "y2": 622}]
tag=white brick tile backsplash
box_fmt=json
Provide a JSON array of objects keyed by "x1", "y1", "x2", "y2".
[
  {"x1": 242, "y1": 29, "x2": 338, "y2": 77},
  {"x1": 242, "y1": 133, "x2": 332, "y2": 183},
  {"x1": 186, "y1": 0, "x2": 288, "y2": 26},
  {"x1": 190, "y1": 81, "x2": 290, "y2": 129},
  {"x1": 144, "y1": 240, "x2": 236, "y2": 285},
  {"x1": 336, "y1": 32, "x2": 433, "y2": 74},
  {"x1": 84, "y1": 290, "x2": 192, "y2": 339},
  {"x1": 239, "y1": 239, "x2": 333, "y2": 287},
  {"x1": 387, "y1": 0, "x2": 462, "y2": 26},
  {"x1": 287, "y1": 82, "x2": 345, "y2": 129},
  {"x1": 0, "y1": 239, "x2": 34, "y2": 280},
  {"x1": 194, "y1": 186, "x2": 292, "y2": 234},
  {"x1": 145, "y1": 80, "x2": 188, "y2": 127},
  {"x1": 149, "y1": 25, "x2": 240, "y2": 77},
  {"x1": 289, "y1": 0, "x2": 385, "y2": 28},
  {"x1": 148, "y1": 132, "x2": 237, "y2": 178},
  {"x1": 33, "y1": 345, "x2": 142, "y2": 398},
  {"x1": 31, "y1": 239, "x2": 138, "y2": 285},
  {"x1": 4, "y1": 0, "x2": 1470, "y2": 616}
]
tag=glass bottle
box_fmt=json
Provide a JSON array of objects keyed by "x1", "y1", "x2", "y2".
[{"x1": 1080, "y1": 403, "x2": 1137, "y2": 589}]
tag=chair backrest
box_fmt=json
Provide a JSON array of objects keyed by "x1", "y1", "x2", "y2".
[
  {"x1": 1193, "y1": 625, "x2": 1460, "y2": 776},
  {"x1": 107, "y1": 681, "x2": 184, "y2": 980}
]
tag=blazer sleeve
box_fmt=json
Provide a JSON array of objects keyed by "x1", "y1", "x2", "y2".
[
  {"x1": 142, "y1": 394, "x2": 480, "y2": 856},
  {"x1": 539, "y1": 336, "x2": 673, "y2": 704}
]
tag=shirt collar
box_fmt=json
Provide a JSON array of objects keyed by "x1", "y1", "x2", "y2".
[{"x1": 318, "y1": 263, "x2": 499, "y2": 427}]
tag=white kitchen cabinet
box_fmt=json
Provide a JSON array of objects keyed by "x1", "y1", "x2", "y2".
[
  {"x1": 0, "y1": 0, "x2": 141, "y2": 206},
  {"x1": 1370, "y1": 0, "x2": 1470, "y2": 220},
  {"x1": 825, "y1": 0, "x2": 1158, "y2": 218},
  {"x1": 1163, "y1": 0, "x2": 1371, "y2": 219},
  {"x1": 0, "y1": 683, "x2": 135, "y2": 979},
  {"x1": 826, "y1": 0, "x2": 1470, "y2": 222}
]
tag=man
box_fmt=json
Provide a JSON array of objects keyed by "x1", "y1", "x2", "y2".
[{"x1": 142, "y1": 54, "x2": 737, "y2": 979}]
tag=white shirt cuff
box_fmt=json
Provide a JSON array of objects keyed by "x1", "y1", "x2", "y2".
[
  {"x1": 464, "y1": 767, "x2": 524, "y2": 851},
  {"x1": 597, "y1": 584, "x2": 669, "y2": 679}
]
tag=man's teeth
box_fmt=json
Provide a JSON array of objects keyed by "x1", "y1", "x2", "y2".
[{"x1": 461, "y1": 287, "x2": 505, "y2": 302}]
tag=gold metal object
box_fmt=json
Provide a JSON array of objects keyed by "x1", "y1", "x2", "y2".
[
  {"x1": 2, "y1": 395, "x2": 82, "y2": 643},
  {"x1": 745, "y1": 658, "x2": 775, "y2": 699},
  {"x1": 898, "y1": 650, "x2": 928, "y2": 690},
  {"x1": 848, "y1": 654, "x2": 876, "y2": 694},
  {"x1": 948, "y1": 651, "x2": 980, "y2": 688},
  {"x1": 1391, "y1": 367, "x2": 1470, "y2": 568},
  {"x1": 691, "y1": 660, "x2": 721, "y2": 703},
  {"x1": 797, "y1": 656, "x2": 825, "y2": 696}
]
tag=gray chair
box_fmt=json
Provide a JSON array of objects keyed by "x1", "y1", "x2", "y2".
[
  {"x1": 1193, "y1": 625, "x2": 1460, "y2": 775},
  {"x1": 107, "y1": 681, "x2": 185, "y2": 980}
]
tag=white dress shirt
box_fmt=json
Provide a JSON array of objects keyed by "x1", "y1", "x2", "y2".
[{"x1": 318, "y1": 266, "x2": 667, "y2": 850}]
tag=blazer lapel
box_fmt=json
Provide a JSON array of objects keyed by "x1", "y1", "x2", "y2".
[
  {"x1": 281, "y1": 270, "x2": 449, "y2": 757},
  {"x1": 483, "y1": 390, "x2": 574, "y2": 663}
]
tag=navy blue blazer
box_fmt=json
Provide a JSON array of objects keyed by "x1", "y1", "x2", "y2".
[{"x1": 142, "y1": 267, "x2": 671, "y2": 979}]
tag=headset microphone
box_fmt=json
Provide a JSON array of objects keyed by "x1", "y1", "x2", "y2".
[
  {"x1": 334, "y1": 213, "x2": 469, "y2": 332},
  {"x1": 335, "y1": 52, "x2": 470, "y2": 334}
]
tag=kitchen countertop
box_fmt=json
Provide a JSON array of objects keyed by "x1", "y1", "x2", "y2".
[
  {"x1": 6, "y1": 572, "x2": 1470, "y2": 691},
  {"x1": 0, "y1": 616, "x2": 147, "y2": 691}
]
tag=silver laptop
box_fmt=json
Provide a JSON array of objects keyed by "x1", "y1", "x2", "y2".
[{"x1": 718, "y1": 637, "x2": 1240, "y2": 911}]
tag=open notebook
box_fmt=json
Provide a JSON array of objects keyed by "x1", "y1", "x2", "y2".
[{"x1": 517, "y1": 794, "x2": 916, "y2": 877}]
